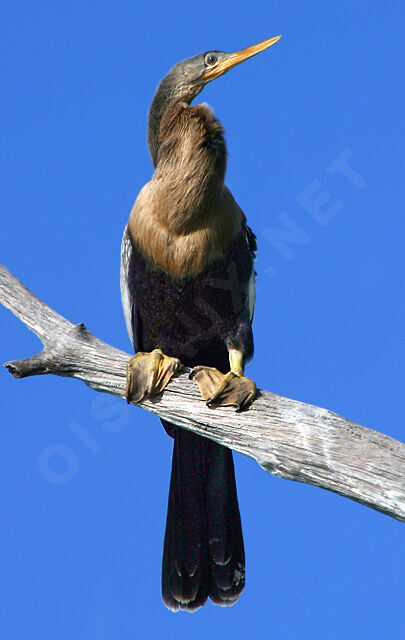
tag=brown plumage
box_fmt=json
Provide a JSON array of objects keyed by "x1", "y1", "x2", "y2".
[{"x1": 128, "y1": 104, "x2": 243, "y2": 277}]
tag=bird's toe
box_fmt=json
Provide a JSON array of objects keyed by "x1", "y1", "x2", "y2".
[
  {"x1": 190, "y1": 366, "x2": 256, "y2": 411},
  {"x1": 125, "y1": 349, "x2": 182, "y2": 403}
]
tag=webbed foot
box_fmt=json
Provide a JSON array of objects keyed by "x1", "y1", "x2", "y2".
[
  {"x1": 190, "y1": 366, "x2": 256, "y2": 411},
  {"x1": 126, "y1": 348, "x2": 182, "y2": 403}
]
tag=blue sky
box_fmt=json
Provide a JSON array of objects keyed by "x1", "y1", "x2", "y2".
[{"x1": 1, "y1": 1, "x2": 404, "y2": 638}]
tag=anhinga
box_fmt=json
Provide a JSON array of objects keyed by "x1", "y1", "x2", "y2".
[{"x1": 120, "y1": 36, "x2": 281, "y2": 611}]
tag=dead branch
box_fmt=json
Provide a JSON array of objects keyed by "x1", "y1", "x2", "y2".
[{"x1": 1, "y1": 264, "x2": 404, "y2": 522}]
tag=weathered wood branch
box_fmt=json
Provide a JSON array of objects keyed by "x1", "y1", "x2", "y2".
[{"x1": 1, "y1": 263, "x2": 404, "y2": 522}]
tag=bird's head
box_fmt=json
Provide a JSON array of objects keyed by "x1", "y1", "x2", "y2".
[{"x1": 159, "y1": 35, "x2": 282, "y2": 103}]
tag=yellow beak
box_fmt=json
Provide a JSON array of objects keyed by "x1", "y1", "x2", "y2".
[{"x1": 202, "y1": 35, "x2": 282, "y2": 82}]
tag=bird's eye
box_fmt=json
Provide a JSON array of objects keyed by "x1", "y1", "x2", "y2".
[{"x1": 204, "y1": 53, "x2": 218, "y2": 67}]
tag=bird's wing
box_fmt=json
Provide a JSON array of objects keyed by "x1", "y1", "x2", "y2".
[
  {"x1": 242, "y1": 218, "x2": 257, "y2": 324},
  {"x1": 120, "y1": 225, "x2": 137, "y2": 352}
]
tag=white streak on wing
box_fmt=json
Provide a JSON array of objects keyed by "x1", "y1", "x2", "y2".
[
  {"x1": 120, "y1": 226, "x2": 137, "y2": 351},
  {"x1": 248, "y1": 269, "x2": 256, "y2": 324},
  {"x1": 244, "y1": 228, "x2": 256, "y2": 324}
]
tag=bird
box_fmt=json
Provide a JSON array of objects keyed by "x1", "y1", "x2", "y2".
[{"x1": 120, "y1": 35, "x2": 281, "y2": 612}]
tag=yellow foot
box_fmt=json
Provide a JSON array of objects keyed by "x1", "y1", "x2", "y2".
[
  {"x1": 125, "y1": 349, "x2": 182, "y2": 403},
  {"x1": 190, "y1": 366, "x2": 257, "y2": 411}
]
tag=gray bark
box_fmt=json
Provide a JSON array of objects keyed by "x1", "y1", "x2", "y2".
[{"x1": 1, "y1": 263, "x2": 404, "y2": 522}]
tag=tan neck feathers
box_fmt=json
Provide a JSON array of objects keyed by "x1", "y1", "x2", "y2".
[{"x1": 128, "y1": 104, "x2": 242, "y2": 277}]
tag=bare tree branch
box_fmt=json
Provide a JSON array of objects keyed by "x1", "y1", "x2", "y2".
[{"x1": 1, "y1": 264, "x2": 404, "y2": 522}]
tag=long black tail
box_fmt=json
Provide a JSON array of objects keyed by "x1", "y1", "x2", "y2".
[{"x1": 161, "y1": 423, "x2": 245, "y2": 612}]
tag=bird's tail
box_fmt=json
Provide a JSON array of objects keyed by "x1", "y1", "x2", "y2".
[{"x1": 161, "y1": 422, "x2": 245, "y2": 612}]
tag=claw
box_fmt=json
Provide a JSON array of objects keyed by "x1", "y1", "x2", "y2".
[
  {"x1": 190, "y1": 366, "x2": 256, "y2": 411},
  {"x1": 126, "y1": 349, "x2": 182, "y2": 403}
]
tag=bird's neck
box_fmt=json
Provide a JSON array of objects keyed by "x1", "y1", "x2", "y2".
[
  {"x1": 147, "y1": 83, "x2": 198, "y2": 167},
  {"x1": 147, "y1": 89, "x2": 171, "y2": 168},
  {"x1": 150, "y1": 102, "x2": 227, "y2": 233},
  {"x1": 128, "y1": 102, "x2": 238, "y2": 277}
]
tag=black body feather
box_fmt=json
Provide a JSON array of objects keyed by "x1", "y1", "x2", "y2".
[{"x1": 127, "y1": 228, "x2": 255, "y2": 369}]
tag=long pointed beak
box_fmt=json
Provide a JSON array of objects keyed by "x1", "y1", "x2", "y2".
[{"x1": 203, "y1": 35, "x2": 282, "y2": 82}]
